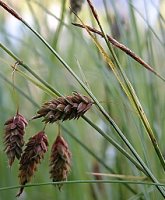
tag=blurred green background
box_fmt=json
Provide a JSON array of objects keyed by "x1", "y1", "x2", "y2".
[{"x1": 0, "y1": 0, "x2": 165, "y2": 199}]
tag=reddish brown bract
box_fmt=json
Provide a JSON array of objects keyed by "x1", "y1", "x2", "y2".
[
  {"x1": 33, "y1": 92, "x2": 93, "y2": 123},
  {"x1": 17, "y1": 131, "x2": 48, "y2": 197},
  {"x1": 49, "y1": 135, "x2": 71, "y2": 190},
  {"x1": 4, "y1": 113, "x2": 28, "y2": 167}
]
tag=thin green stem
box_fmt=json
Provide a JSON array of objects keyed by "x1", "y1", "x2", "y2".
[{"x1": 0, "y1": 179, "x2": 165, "y2": 192}]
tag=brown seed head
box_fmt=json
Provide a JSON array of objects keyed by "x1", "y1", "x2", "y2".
[
  {"x1": 17, "y1": 131, "x2": 48, "y2": 197},
  {"x1": 4, "y1": 113, "x2": 28, "y2": 167},
  {"x1": 49, "y1": 135, "x2": 71, "y2": 190},
  {"x1": 33, "y1": 92, "x2": 93, "y2": 123}
]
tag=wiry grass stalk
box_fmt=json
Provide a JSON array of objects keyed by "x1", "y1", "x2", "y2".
[{"x1": 0, "y1": 179, "x2": 165, "y2": 192}]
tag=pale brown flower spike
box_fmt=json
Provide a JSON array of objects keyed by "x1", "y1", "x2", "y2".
[
  {"x1": 4, "y1": 113, "x2": 28, "y2": 167},
  {"x1": 0, "y1": 0, "x2": 22, "y2": 20},
  {"x1": 16, "y1": 131, "x2": 48, "y2": 197},
  {"x1": 49, "y1": 134, "x2": 71, "y2": 190},
  {"x1": 32, "y1": 92, "x2": 93, "y2": 123}
]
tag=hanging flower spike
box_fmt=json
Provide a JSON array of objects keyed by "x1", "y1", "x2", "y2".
[
  {"x1": 49, "y1": 135, "x2": 71, "y2": 190},
  {"x1": 16, "y1": 131, "x2": 48, "y2": 197},
  {"x1": 32, "y1": 92, "x2": 93, "y2": 123},
  {"x1": 70, "y1": 0, "x2": 84, "y2": 14},
  {"x1": 4, "y1": 113, "x2": 28, "y2": 167}
]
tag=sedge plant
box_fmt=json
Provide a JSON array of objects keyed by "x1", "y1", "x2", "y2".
[{"x1": 0, "y1": 0, "x2": 165, "y2": 199}]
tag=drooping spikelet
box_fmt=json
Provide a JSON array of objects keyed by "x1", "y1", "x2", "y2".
[
  {"x1": 17, "y1": 131, "x2": 48, "y2": 197},
  {"x1": 70, "y1": 0, "x2": 84, "y2": 14},
  {"x1": 49, "y1": 135, "x2": 71, "y2": 190},
  {"x1": 32, "y1": 92, "x2": 93, "y2": 123},
  {"x1": 4, "y1": 113, "x2": 28, "y2": 167}
]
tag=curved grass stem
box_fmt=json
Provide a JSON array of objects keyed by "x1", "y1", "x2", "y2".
[{"x1": 0, "y1": 179, "x2": 165, "y2": 192}]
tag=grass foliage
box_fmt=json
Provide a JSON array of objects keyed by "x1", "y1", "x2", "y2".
[{"x1": 0, "y1": 0, "x2": 165, "y2": 199}]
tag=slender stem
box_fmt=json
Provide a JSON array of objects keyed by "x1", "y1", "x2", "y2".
[
  {"x1": 0, "y1": 179, "x2": 165, "y2": 192},
  {"x1": 11, "y1": 62, "x2": 20, "y2": 111}
]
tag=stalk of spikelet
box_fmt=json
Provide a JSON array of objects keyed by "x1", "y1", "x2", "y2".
[
  {"x1": 4, "y1": 113, "x2": 28, "y2": 167},
  {"x1": 49, "y1": 134, "x2": 71, "y2": 190},
  {"x1": 70, "y1": 0, "x2": 84, "y2": 14},
  {"x1": 16, "y1": 131, "x2": 48, "y2": 197},
  {"x1": 32, "y1": 92, "x2": 93, "y2": 123}
]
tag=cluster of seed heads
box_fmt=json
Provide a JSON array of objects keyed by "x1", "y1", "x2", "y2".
[{"x1": 3, "y1": 92, "x2": 92, "y2": 196}]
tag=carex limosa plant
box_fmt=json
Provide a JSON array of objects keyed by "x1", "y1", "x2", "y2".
[{"x1": 0, "y1": 0, "x2": 165, "y2": 199}]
